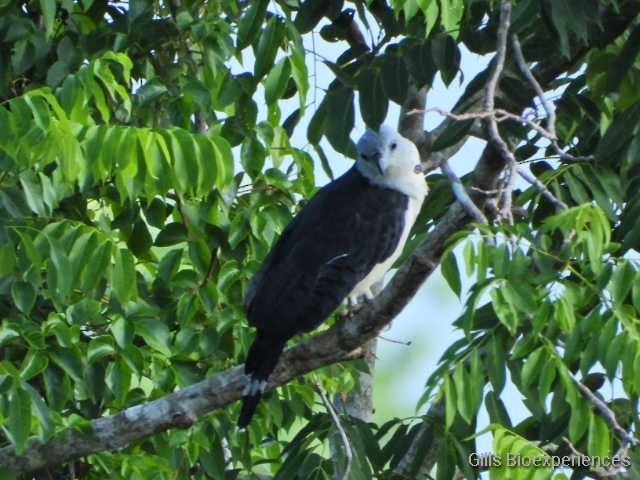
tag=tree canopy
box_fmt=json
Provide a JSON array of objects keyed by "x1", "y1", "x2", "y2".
[{"x1": 1, "y1": 0, "x2": 640, "y2": 479}]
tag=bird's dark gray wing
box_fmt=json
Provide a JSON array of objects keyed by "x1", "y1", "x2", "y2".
[{"x1": 245, "y1": 166, "x2": 408, "y2": 337}]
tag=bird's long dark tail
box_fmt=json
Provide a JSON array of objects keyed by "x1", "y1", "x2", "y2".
[{"x1": 238, "y1": 333, "x2": 286, "y2": 428}]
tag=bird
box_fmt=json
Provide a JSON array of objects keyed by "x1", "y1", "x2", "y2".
[{"x1": 238, "y1": 125, "x2": 428, "y2": 427}]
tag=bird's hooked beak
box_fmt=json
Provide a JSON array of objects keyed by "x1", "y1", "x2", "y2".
[
  {"x1": 357, "y1": 130, "x2": 384, "y2": 175},
  {"x1": 371, "y1": 151, "x2": 383, "y2": 175}
]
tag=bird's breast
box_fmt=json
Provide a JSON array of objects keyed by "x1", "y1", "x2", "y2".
[{"x1": 347, "y1": 194, "x2": 424, "y2": 302}]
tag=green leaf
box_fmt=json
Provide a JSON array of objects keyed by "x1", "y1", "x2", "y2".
[
  {"x1": 287, "y1": 25, "x2": 309, "y2": 114},
  {"x1": 549, "y1": 0, "x2": 592, "y2": 56},
  {"x1": 15, "y1": 232, "x2": 41, "y2": 268},
  {"x1": 69, "y1": 231, "x2": 96, "y2": 284},
  {"x1": 48, "y1": 235, "x2": 72, "y2": 299},
  {"x1": 554, "y1": 296, "x2": 575, "y2": 332},
  {"x1": 254, "y1": 16, "x2": 286, "y2": 80},
  {"x1": 0, "y1": 241, "x2": 16, "y2": 277},
  {"x1": 453, "y1": 362, "x2": 474, "y2": 424},
  {"x1": 444, "y1": 375, "x2": 457, "y2": 429},
  {"x1": 22, "y1": 382, "x2": 54, "y2": 441},
  {"x1": 134, "y1": 317, "x2": 172, "y2": 356},
  {"x1": 155, "y1": 222, "x2": 187, "y2": 247},
  {"x1": 313, "y1": 144, "x2": 334, "y2": 181},
  {"x1": 325, "y1": 86, "x2": 355, "y2": 156},
  {"x1": 381, "y1": 54, "x2": 409, "y2": 105},
  {"x1": 19, "y1": 172, "x2": 47, "y2": 215},
  {"x1": 431, "y1": 33, "x2": 460, "y2": 86},
  {"x1": 11, "y1": 281, "x2": 36, "y2": 314},
  {"x1": 487, "y1": 335, "x2": 506, "y2": 392},
  {"x1": 359, "y1": 68, "x2": 388, "y2": 129},
  {"x1": 438, "y1": 0, "x2": 463, "y2": 34},
  {"x1": 228, "y1": 212, "x2": 249, "y2": 249},
  {"x1": 418, "y1": 0, "x2": 438, "y2": 36},
  {"x1": 607, "y1": 260, "x2": 635, "y2": 305},
  {"x1": 49, "y1": 348, "x2": 84, "y2": 383},
  {"x1": 156, "y1": 249, "x2": 183, "y2": 284},
  {"x1": 307, "y1": 100, "x2": 328, "y2": 145},
  {"x1": 106, "y1": 358, "x2": 131, "y2": 400},
  {"x1": 538, "y1": 360, "x2": 557, "y2": 403},
  {"x1": 632, "y1": 271, "x2": 640, "y2": 313},
  {"x1": 440, "y1": 250, "x2": 461, "y2": 297},
  {"x1": 294, "y1": 0, "x2": 330, "y2": 33},
  {"x1": 167, "y1": 129, "x2": 198, "y2": 196},
  {"x1": 566, "y1": 394, "x2": 589, "y2": 442},
  {"x1": 87, "y1": 336, "x2": 116, "y2": 363},
  {"x1": 236, "y1": 0, "x2": 270, "y2": 50},
  {"x1": 605, "y1": 23, "x2": 640, "y2": 94},
  {"x1": 111, "y1": 248, "x2": 138, "y2": 303},
  {"x1": 144, "y1": 198, "x2": 169, "y2": 228},
  {"x1": 110, "y1": 316, "x2": 134, "y2": 349},
  {"x1": 128, "y1": 216, "x2": 153, "y2": 257},
  {"x1": 595, "y1": 103, "x2": 640, "y2": 163},
  {"x1": 3, "y1": 388, "x2": 31, "y2": 454},
  {"x1": 81, "y1": 240, "x2": 111, "y2": 293},
  {"x1": 521, "y1": 347, "x2": 544, "y2": 389},
  {"x1": 135, "y1": 78, "x2": 168, "y2": 106},
  {"x1": 485, "y1": 390, "x2": 511, "y2": 426},
  {"x1": 490, "y1": 286, "x2": 519, "y2": 335},
  {"x1": 19, "y1": 351, "x2": 48, "y2": 381},
  {"x1": 431, "y1": 118, "x2": 473, "y2": 151},
  {"x1": 241, "y1": 136, "x2": 266, "y2": 180},
  {"x1": 403, "y1": 40, "x2": 436, "y2": 88},
  {"x1": 587, "y1": 411, "x2": 611, "y2": 457},
  {"x1": 211, "y1": 136, "x2": 234, "y2": 189},
  {"x1": 265, "y1": 58, "x2": 292, "y2": 105}
]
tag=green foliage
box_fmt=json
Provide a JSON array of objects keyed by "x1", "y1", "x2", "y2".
[{"x1": 1, "y1": 0, "x2": 640, "y2": 479}]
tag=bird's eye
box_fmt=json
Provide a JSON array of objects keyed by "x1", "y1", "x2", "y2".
[
  {"x1": 360, "y1": 153, "x2": 368, "y2": 160},
  {"x1": 390, "y1": 142, "x2": 397, "y2": 151}
]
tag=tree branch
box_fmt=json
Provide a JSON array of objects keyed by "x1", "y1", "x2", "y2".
[
  {"x1": 316, "y1": 384, "x2": 352, "y2": 480},
  {"x1": 399, "y1": 82, "x2": 434, "y2": 171},
  {"x1": 1, "y1": 118, "x2": 514, "y2": 476},
  {"x1": 511, "y1": 34, "x2": 593, "y2": 164},
  {"x1": 440, "y1": 160, "x2": 489, "y2": 225},
  {"x1": 574, "y1": 380, "x2": 639, "y2": 449},
  {"x1": 3, "y1": 2, "x2": 638, "y2": 474}
]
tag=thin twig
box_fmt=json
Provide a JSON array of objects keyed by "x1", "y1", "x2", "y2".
[
  {"x1": 482, "y1": 1, "x2": 512, "y2": 158},
  {"x1": 511, "y1": 34, "x2": 594, "y2": 164},
  {"x1": 441, "y1": 160, "x2": 489, "y2": 224},
  {"x1": 500, "y1": 160, "x2": 516, "y2": 226},
  {"x1": 315, "y1": 384, "x2": 352, "y2": 480},
  {"x1": 408, "y1": 105, "x2": 594, "y2": 164},
  {"x1": 511, "y1": 34, "x2": 556, "y2": 138},
  {"x1": 574, "y1": 379, "x2": 639, "y2": 449},
  {"x1": 483, "y1": 0, "x2": 510, "y2": 114},
  {"x1": 409, "y1": 106, "x2": 554, "y2": 140},
  {"x1": 561, "y1": 437, "x2": 630, "y2": 479},
  {"x1": 483, "y1": 0, "x2": 518, "y2": 229},
  {"x1": 517, "y1": 167, "x2": 568, "y2": 210},
  {"x1": 378, "y1": 335, "x2": 411, "y2": 346}
]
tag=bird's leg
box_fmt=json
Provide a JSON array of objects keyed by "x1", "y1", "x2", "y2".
[
  {"x1": 338, "y1": 296, "x2": 358, "y2": 320},
  {"x1": 339, "y1": 289, "x2": 375, "y2": 319}
]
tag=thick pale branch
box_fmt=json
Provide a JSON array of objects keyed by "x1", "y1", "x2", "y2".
[
  {"x1": 0, "y1": 148, "x2": 494, "y2": 474},
  {"x1": 1, "y1": 110, "x2": 511, "y2": 474},
  {"x1": 441, "y1": 160, "x2": 488, "y2": 224},
  {"x1": 4, "y1": 2, "x2": 639, "y2": 474},
  {"x1": 399, "y1": 83, "x2": 434, "y2": 170}
]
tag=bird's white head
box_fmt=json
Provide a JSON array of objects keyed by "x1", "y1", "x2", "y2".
[{"x1": 355, "y1": 125, "x2": 428, "y2": 199}]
